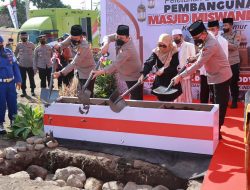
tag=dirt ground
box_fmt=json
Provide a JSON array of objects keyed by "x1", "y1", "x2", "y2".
[{"x1": 2, "y1": 74, "x2": 206, "y2": 190}]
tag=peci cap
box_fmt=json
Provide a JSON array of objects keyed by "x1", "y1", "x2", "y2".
[
  {"x1": 188, "y1": 20, "x2": 207, "y2": 36},
  {"x1": 70, "y1": 25, "x2": 83, "y2": 36},
  {"x1": 116, "y1": 25, "x2": 129, "y2": 36},
  {"x1": 208, "y1": 20, "x2": 219, "y2": 27},
  {"x1": 223, "y1": 17, "x2": 234, "y2": 24}
]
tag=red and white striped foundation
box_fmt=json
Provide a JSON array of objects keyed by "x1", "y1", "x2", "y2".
[{"x1": 44, "y1": 101, "x2": 219, "y2": 155}]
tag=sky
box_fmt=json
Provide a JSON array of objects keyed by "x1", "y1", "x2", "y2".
[
  {"x1": 28, "y1": 0, "x2": 100, "y2": 10},
  {"x1": 61, "y1": 0, "x2": 100, "y2": 10}
]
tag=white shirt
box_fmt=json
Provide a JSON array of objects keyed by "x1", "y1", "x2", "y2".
[{"x1": 176, "y1": 41, "x2": 196, "y2": 79}]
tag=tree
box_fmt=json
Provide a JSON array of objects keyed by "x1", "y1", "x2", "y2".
[
  {"x1": 30, "y1": 0, "x2": 70, "y2": 9},
  {"x1": 16, "y1": 0, "x2": 27, "y2": 27},
  {"x1": 0, "y1": 0, "x2": 70, "y2": 28},
  {"x1": 0, "y1": 0, "x2": 26, "y2": 28}
]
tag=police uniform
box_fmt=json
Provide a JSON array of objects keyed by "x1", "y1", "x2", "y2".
[
  {"x1": 200, "y1": 20, "x2": 229, "y2": 103},
  {"x1": 15, "y1": 32, "x2": 36, "y2": 96},
  {"x1": 178, "y1": 20, "x2": 232, "y2": 131},
  {"x1": 102, "y1": 25, "x2": 143, "y2": 100},
  {"x1": 33, "y1": 35, "x2": 53, "y2": 88},
  {"x1": 222, "y1": 17, "x2": 240, "y2": 108},
  {"x1": 5, "y1": 38, "x2": 14, "y2": 51},
  {"x1": 59, "y1": 25, "x2": 96, "y2": 97},
  {"x1": 0, "y1": 36, "x2": 22, "y2": 131}
]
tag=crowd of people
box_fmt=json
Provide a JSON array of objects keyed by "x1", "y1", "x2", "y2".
[{"x1": 0, "y1": 18, "x2": 241, "y2": 138}]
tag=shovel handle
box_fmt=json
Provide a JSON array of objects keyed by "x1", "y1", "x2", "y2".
[
  {"x1": 82, "y1": 60, "x2": 101, "y2": 91},
  {"x1": 165, "y1": 80, "x2": 175, "y2": 91},
  {"x1": 121, "y1": 75, "x2": 148, "y2": 97},
  {"x1": 48, "y1": 55, "x2": 58, "y2": 92},
  {"x1": 177, "y1": 65, "x2": 187, "y2": 74}
]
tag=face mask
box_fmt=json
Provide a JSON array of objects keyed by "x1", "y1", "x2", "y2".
[
  {"x1": 194, "y1": 39, "x2": 204, "y2": 46},
  {"x1": 71, "y1": 39, "x2": 80, "y2": 46},
  {"x1": 116, "y1": 39, "x2": 125, "y2": 47},
  {"x1": 174, "y1": 39, "x2": 181, "y2": 45},
  {"x1": 21, "y1": 38, "x2": 27, "y2": 42},
  {"x1": 223, "y1": 28, "x2": 230, "y2": 33},
  {"x1": 40, "y1": 40, "x2": 46, "y2": 45}
]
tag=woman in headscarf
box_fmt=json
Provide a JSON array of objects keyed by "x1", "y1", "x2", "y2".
[{"x1": 139, "y1": 33, "x2": 182, "y2": 101}]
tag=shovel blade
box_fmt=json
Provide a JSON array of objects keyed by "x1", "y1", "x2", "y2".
[
  {"x1": 78, "y1": 89, "x2": 92, "y2": 105},
  {"x1": 40, "y1": 88, "x2": 59, "y2": 104},
  {"x1": 109, "y1": 90, "x2": 127, "y2": 113},
  {"x1": 153, "y1": 86, "x2": 178, "y2": 95},
  {"x1": 109, "y1": 99, "x2": 127, "y2": 113}
]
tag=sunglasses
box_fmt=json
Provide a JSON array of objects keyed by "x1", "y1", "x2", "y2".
[{"x1": 158, "y1": 44, "x2": 167, "y2": 48}]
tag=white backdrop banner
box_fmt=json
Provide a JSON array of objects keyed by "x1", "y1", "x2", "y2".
[{"x1": 101, "y1": 0, "x2": 250, "y2": 99}]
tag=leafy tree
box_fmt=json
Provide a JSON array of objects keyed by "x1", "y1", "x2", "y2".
[
  {"x1": 0, "y1": 0, "x2": 70, "y2": 28},
  {"x1": 16, "y1": 0, "x2": 27, "y2": 27},
  {"x1": 0, "y1": 0, "x2": 26, "y2": 28},
  {"x1": 30, "y1": 0, "x2": 70, "y2": 9}
]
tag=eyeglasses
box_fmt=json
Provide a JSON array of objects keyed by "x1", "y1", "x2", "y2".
[{"x1": 158, "y1": 44, "x2": 167, "y2": 48}]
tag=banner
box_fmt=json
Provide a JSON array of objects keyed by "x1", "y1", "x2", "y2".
[{"x1": 101, "y1": 0, "x2": 250, "y2": 100}]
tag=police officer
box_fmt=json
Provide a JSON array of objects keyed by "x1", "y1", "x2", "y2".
[
  {"x1": 172, "y1": 20, "x2": 232, "y2": 139},
  {"x1": 33, "y1": 35, "x2": 53, "y2": 88},
  {"x1": 222, "y1": 17, "x2": 241, "y2": 108},
  {"x1": 92, "y1": 25, "x2": 143, "y2": 100},
  {"x1": 199, "y1": 20, "x2": 229, "y2": 104},
  {"x1": 53, "y1": 25, "x2": 96, "y2": 97},
  {"x1": 15, "y1": 32, "x2": 36, "y2": 96},
  {"x1": 0, "y1": 35, "x2": 22, "y2": 133},
  {"x1": 5, "y1": 38, "x2": 14, "y2": 51}
]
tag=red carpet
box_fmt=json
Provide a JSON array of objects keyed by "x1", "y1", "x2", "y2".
[
  {"x1": 202, "y1": 102, "x2": 247, "y2": 190},
  {"x1": 141, "y1": 96, "x2": 247, "y2": 190}
]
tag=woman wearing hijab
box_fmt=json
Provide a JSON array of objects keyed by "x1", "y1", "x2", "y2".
[{"x1": 139, "y1": 33, "x2": 182, "y2": 101}]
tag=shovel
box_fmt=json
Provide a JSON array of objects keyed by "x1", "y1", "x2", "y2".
[
  {"x1": 109, "y1": 76, "x2": 148, "y2": 113},
  {"x1": 153, "y1": 63, "x2": 188, "y2": 95},
  {"x1": 40, "y1": 54, "x2": 59, "y2": 104},
  {"x1": 77, "y1": 60, "x2": 101, "y2": 105},
  {"x1": 152, "y1": 80, "x2": 178, "y2": 95}
]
